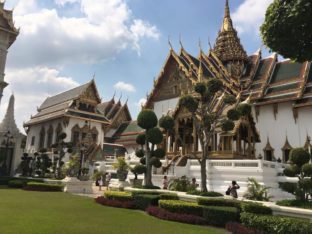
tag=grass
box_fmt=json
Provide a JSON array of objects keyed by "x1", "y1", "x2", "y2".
[{"x1": 0, "y1": 188, "x2": 226, "y2": 234}]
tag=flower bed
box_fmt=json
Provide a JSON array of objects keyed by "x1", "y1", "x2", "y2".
[
  {"x1": 146, "y1": 206, "x2": 205, "y2": 225},
  {"x1": 226, "y1": 222, "x2": 267, "y2": 234}
]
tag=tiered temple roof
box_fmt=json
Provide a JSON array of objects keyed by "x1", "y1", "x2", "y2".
[
  {"x1": 145, "y1": 0, "x2": 312, "y2": 110},
  {"x1": 24, "y1": 80, "x2": 109, "y2": 127}
]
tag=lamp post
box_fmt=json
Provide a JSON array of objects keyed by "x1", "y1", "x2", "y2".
[{"x1": 2, "y1": 131, "x2": 14, "y2": 176}]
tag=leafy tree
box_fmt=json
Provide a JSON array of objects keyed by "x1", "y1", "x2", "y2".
[
  {"x1": 243, "y1": 178, "x2": 272, "y2": 201},
  {"x1": 179, "y1": 79, "x2": 249, "y2": 192},
  {"x1": 260, "y1": 0, "x2": 312, "y2": 62},
  {"x1": 282, "y1": 147, "x2": 312, "y2": 201},
  {"x1": 136, "y1": 109, "x2": 168, "y2": 187}
]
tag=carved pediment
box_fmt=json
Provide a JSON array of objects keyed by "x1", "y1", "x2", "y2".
[
  {"x1": 79, "y1": 84, "x2": 100, "y2": 104},
  {"x1": 153, "y1": 58, "x2": 192, "y2": 102}
]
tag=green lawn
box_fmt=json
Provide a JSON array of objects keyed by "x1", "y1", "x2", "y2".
[{"x1": 0, "y1": 188, "x2": 226, "y2": 234}]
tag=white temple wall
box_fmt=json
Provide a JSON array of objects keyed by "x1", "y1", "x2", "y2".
[
  {"x1": 253, "y1": 102, "x2": 312, "y2": 160},
  {"x1": 25, "y1": 119, "x2": 63, "y2": 153}
]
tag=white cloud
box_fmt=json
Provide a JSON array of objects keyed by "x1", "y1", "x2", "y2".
[
  {"x1": 55, "y1": 0, "x2": 79, "y2": 6},
  {"x1": 114, "y1": 81, "x2": 136, "y2": 93},
  {"x1": 8, "y1": 0, "x2": 160, "y2": 68},
  {"x1": 0, "y1": 67, "x2": 79, "y2": 132},
  {"x1": 232, "y1": 0, "x2": 273, "y2": 35},
  {"x1": 136, "y1": 98, "x2": 146, "y2": 107}
]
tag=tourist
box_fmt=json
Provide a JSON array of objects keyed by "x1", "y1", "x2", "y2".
[
  {"x1": 226, "y1": 181, "x2": 240, "y2": 198},
  {"x1": 99, "y1": 175, "x2": 103, "y2": 191},
  {"x1": 191, "y1": 178, "x2": 198, "y2": 188},
  {"x1": 163, "y1": 175, "x2": 168, "y2": 190}
]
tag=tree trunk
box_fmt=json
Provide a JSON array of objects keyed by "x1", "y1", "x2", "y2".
[
  {"x1": 144, "y1": 136, "x2": 153, "y2": 187},
  {"x1": 200, "y1": 145, "x2": 208, "y2": 192}
]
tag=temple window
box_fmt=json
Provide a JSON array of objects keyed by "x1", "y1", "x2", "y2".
[
  {"x1": 31, "y1": 136, "x2": 35, "y2": 146},
  {"x1": 47, "y1": 126, "x2": 54, "y2": 148},
  {"x1": 281, "y1": 136, "x2": 292, "y2": 163},
  {"x1": 55, "y1": 123, "x2": 62, "y2": 143},
  {"x1": 39, "y1": 127, "x2": 46, "y2": 149},
  {"x1": 173, "y1": 85, "x2": 178, "y2": 95},
  {"x1": 263, "y1": 137, "x2": 274, "y2": 161}
]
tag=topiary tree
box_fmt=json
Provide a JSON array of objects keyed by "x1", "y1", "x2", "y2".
[
  {"x1": 20, "y1": 153, "x2": 33, "y2": 176},
  {"x1": 179, "y1": 79, "x2": 250, "y2": 192},
  {"x1": 282, "y1": 147, "x2": 312, "y2": 200},
  {"x1": 131, "y1": 164, "x2": 146, "y2": 180},
  {"x1": 35, "y1": 148, "x2": 52, "y2": 178},
  {"x1": 52, "y1": 132, "x2": 73, "y2": 179},
  {"x1": 136, "y1": 109, "x2": 167, "y2": 187},
  {"x1": 260, "y1": 0, "x2": 312, "y2": 62}
]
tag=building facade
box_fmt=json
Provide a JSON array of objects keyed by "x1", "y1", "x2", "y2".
[
  {"x1": 24, "y1": 80, "x2": 109, "y2": 160},
  {"x1": 144, "y1": 0, "x2": 312, "y2": 164}
]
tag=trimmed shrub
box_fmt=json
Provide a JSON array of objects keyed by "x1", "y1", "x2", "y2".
[
  {"x1": 95, "y1": 196, "x2": 135, "y2": 209},
  {"x1": 146, "y1": 206, "x2": 205, "y2": 225},
  {"x1": 221, "y1": 119, "x2": 235, "y2": 132},
  {"x1": 131, "y1": 190, "x2": 160, "y2": 196},
  {"x1": 159, "y1": 115, "x2": 174, "y2": 131},
  {"x1": 159, "y1": 193, "x2": 179, "y2": 200},
  {"x1": 241, "y1": 212, "x2": 312, "y2": 234},
  {"x1": 137, "y1": 109, "x2": 158, "y2": 130},
  {"x1": 159, "y1": 200, "x2": 203, "y2": 216},
  {"x1": 8, "y1": 180, "x2": 24, "y2": 188},
  {"x1": 237, "y1": 103, "x2": 252, "y2": 116},
  {"x1": 133, "y1": 194, "x2": 160, "y2": 210},
  {"x1": 0, "y1": 177, "x2": 12, "y2": 185},
  {"x1": 25, "y1": 182, "x2": 63, "y2": 192},
  {"x1": 152, "y1": 148, "x2": 166, "y2": 159},
  {"x1": 289, "y1": 148, "x2": 310, "y2": 167},
  {"x1": 241, "y1": 202, "x2": 272, "y2": 215},
  {"x1": 276, "y1": 199, "x2": 312, "y2": 210},
  {"x1": 146, "y1": 128, "x2": 163, "y2": 145},
  {"x1": 104, "y1": 191, "x2": 133, "y2": 201},
  {"x1": 197, "y1": 198, "x2": 241, "y2": 209},
  {"x1": 226, "y1": 222, "x2": 267, "y2": 234},
  {"x1": 135, "y1": 149, "x2": 145, "y2": 158},
  {"x1": 142, "y1": 185, "x2": 160, "y2": 190},
  {"x1": 187, "y1": 190, "x2": 223, "y2": 197},
  {"x1": 136, "y1": 134, "x2": 146, "y2": 145},
  {"x1": 202, "y1": 206, "x2": 239, "y2": 227}
]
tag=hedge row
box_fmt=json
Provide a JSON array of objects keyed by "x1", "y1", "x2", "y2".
[
  {"x1": 276, "y1": 199, "x2": 312, "y2": 210},
  {"x1": 159, "y1": 200, "x2": 203, "y2": 216},
  {"x1": 103, "y1": 191, "x2": 179, "y2": 210},
  {"x1": 241, "y1": 212, "x2": 312, "y2": 234},
  {"x1": 8, "y1": 180, "x2": 25, "y2": 188},
  {"x1": 203, "y1": 206, "x2": 239, "y2": 227},
  {"x1": 186, "y1": 190, "x2": 224, "y2": 197},
  {"x1": 241, "y1": 202, "x2": 272, "y2": 215},
  {"x1": 197, "y1": 198, "x2": 241, "y2": 209},
  {"x1": 25, "y1": 182, "x2": 64, "y2": 192},
  {"x1": 104, "y1": 191, "x2": 133, "y2": 201}
]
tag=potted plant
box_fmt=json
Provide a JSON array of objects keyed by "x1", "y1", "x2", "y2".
[
  {"x1": 113, "y1": 157, "x2": 129, "y2": 181},
  {"x1": 130, "y1": 164, "x2": 146, "y2": 187}
]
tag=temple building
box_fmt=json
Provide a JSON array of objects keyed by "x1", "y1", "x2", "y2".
[
  {"x1": 24, "y1": 80, "x2": 109, "y2": 155},
  {"x1": 0, "y1": 2, "x2": 18, "y2": 104},
  {"x1": 24, "y1": 79, "x2": 135, "y2": 162},
  {"x1": 0, "y1": 2, "x2": 23, "y2": 176},
  {"x1": 144, "y1": 0, "x2": 312, "y2": 163}
]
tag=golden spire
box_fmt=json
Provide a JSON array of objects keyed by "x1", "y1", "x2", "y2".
[{"x1": 221, "y1": 0, "x2": 234, "y2": 32}]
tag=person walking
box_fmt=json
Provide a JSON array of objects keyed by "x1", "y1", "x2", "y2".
[
  {"x1": 99, "y1": 175, "x2": 103, "y2": 191},
  {"x1": 226, "y1": 181, "x2": 240, "y2": 198},
  {"x1": 163, "y1": 175, "x2": 168, "y2": 190}
]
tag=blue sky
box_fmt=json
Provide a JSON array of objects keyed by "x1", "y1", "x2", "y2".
[{"x1": 0, "y1": 0, "x2": 273, "y2": 131}]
